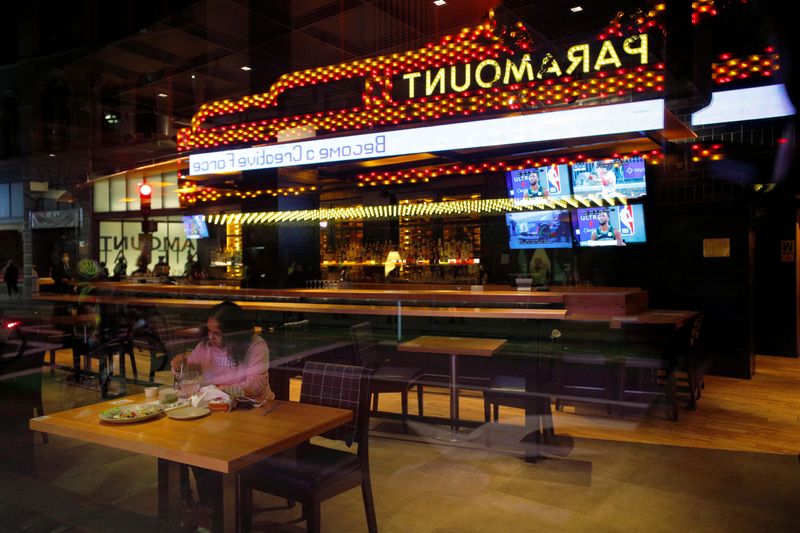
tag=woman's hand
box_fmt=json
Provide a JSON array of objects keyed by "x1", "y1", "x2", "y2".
[{"x1": 170, "y1": 354, "x2": 188, "y2": 372}]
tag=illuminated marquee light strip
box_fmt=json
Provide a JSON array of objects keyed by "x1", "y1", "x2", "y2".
[
  {"x1": 357, "y1": 150, "x2": 664, "y2": 186},
  {"x1": 178, "y1": 66, "x2": 665, "y2": 152},
  {"x1": 600, "y1": 5, "x2": 665, "y2": 40},
  {"x1": 203, "y1": 196, "x2": 629, "y2": 226},
  {"x1": 712, "y1": 49, "x2": 779, "y2": 84},
  {"x1": 184, "y1": 22, "x2": 511, "y2": 132},
  {"x1": 178, "y1": 183, "x2": 318, "y2": 205},
  {"x1": 691, "y1": 143, "x2": 724, "y2": 162},
  {"x1": 178, "y1": 7, "x2": 665, "y2": 152},
  {"x1": 691, "y1": 0, "x2": 717, "y2": 24}
]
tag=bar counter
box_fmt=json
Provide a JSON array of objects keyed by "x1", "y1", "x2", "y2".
[{"x1": 85, "y1": 282, "x2": 650, "y2": 317}]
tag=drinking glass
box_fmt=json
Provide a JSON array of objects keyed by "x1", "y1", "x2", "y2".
[{"x1": 177, "y1": 369, "x2": 201, "y2": 399}]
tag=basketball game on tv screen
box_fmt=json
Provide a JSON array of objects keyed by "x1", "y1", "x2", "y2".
[{"x1": 571, "y1": 205, "x2": 647, "y2": 247}]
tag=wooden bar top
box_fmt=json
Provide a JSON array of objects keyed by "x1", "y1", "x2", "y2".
[
  {"x1": 34, "y1": 293, "x2": 568, "y2": 321},
  {"x1": 398, "y1": 335, "x2": 507, "y2": 357},
  {"x1": 88, "y1": 282, "x2": 649, "y2": 306},
  {"x1": 30, "y1": 394, "x2": 351, "y2": 474}
]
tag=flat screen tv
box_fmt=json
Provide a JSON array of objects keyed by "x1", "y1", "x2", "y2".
[
  {"x1": 571, "y1": 204, "x2": 647, "y2": 247},
  {"x1": 570, "y1": 157, "x2": 647, "y2": 200},
  {"x1": 182, "y1": 215, "x2": 209, "y2": 239},
  {"x1": 507, "y1": 209, "x2": 573, "y2": 249},
  {"x1": 506, "y1": 164, "x2": 571, "y2": 201}
]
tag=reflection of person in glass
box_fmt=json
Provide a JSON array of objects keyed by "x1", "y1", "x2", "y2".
[{"x1": 590, "y1": 209, "x2": 624, "y2": 245}]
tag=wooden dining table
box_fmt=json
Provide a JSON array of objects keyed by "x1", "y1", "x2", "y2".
[
  {"x1": 398, "y1": 335, "x2": 507, "y2": 441},
  {"x1": 30, "y1": 394, "x2": 352, "y2": 532}
]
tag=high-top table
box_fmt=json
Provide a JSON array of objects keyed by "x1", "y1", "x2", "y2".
[
  {"x1": 398, "y1": 335, "x2": 507, "y2": 441},
  {"x1": 30, "y1": 394, "x2": 352, "y2": 532}
]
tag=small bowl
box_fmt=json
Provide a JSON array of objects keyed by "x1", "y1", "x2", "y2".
[{"x1": 208, "y1": 400, "x2": 232, "y2": 412}]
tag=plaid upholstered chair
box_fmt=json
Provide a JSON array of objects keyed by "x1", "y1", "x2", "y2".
[{"x1": 239, "y1": 362, "x2": 377, "y2": 533}]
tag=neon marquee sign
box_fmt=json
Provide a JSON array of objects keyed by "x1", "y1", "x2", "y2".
[{"x1": 178, "y1": 15, "x2": 663, "y2": 153}]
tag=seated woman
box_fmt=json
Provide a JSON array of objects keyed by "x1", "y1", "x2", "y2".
[{"x1": 170, "y1": 300, "x2": 274, "y2": 531}]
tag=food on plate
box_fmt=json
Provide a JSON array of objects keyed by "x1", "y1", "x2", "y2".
[{"x1": 100, "y1": 404, "x2": 162, "y2": 420}]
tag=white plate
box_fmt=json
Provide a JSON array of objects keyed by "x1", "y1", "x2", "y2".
[{"x1": 166, "y1": 406, "x2": 211, "y2": 420}]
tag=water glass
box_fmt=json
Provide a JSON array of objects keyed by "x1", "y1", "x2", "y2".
[{"x1": 177, "y1": 369, "x2": 201, "y2": 399}]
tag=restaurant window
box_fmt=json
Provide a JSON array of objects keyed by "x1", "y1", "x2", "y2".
[
  {"x1": 0, "y1": 183, "x2": 9, "y2": 218},
  {"x1": 162, "y1": 171, "x2": 180, "y2": 209},
  {"x1": 126, "y1": 172, "x2": 142, "y2": 211},
  {"x1": 99, "y1": 218, "x2": 196, "y2": 276},
  {"x1": 10, "y1": 182, "x2": 22, "y2": 218},
  {"x1": 109, "y1": 174, "x2": 126, "y2": 212},
  {"x1": 93, "y1": 179, "x2": 110, "y2": 213}
]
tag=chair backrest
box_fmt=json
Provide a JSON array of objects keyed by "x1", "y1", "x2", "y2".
[
  {"x1": 620, "y1": 321, "x2": 690, "y2": 359},
  {"x1": 300, "y1": 361, "x2": 370, "y2": 447},
  {"x1": 350, "y1": 322, "x2": 378, "y2": 371}
]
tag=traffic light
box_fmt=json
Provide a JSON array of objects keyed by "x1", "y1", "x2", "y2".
[{"x1": 139, "y1": 182, "x2": 152, "y2": 217}]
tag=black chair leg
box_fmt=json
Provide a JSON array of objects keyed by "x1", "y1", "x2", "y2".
[
  {"x1": 416, "y1": 385, "x2": 424, "y2": 417},
  {"x1": 493, "y1": 404, "x2": 499, "y2": 422},
  {"x1": 240, "y1": 486, "x2": 253, "y2": 533},
  {"x1": 483, "y1": 397, "x2": 491, "y2": 424},
  {"x1": 400, "y1": 390, "x2": 408, "y2": 422},
  {"x1": 361, "y1": 469, "x2": 378, "y2": 533},
  {"x1": 306, "y1": 501, "x2": 322, "y2": 533}
]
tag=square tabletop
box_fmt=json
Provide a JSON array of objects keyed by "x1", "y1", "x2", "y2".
[
  {"x1": 397, "y1": 335, "x2": 507, "y2": 357},
  {"x1": 30, "y1": 394, "x2": 352, "y2": 474}
]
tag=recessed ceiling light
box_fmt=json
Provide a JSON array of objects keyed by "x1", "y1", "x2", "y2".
[
  {"x1": 433, "y1": 0, "x2": 446, "y2": 6},
  {"x1": 157, "y1": 93, "x2": 168, "y2": 98},
  {"x1": 570, "y1": 6, "x2": 583, "y2": 12},
  {"x1": 241, "y1": 66, "x2": 252, "y2": 71}
]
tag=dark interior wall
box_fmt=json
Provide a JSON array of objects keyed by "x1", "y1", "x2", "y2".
[
  {"x1": 645, "y1": 203, "x2": 754, "y2": 377},
  {"x1": 753, "y1": 186, "x2": 797, "y2": 357}
]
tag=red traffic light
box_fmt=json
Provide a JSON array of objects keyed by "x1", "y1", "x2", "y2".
[{"x1": 139, "y1": 183, "x2": 152, "y2": 216}]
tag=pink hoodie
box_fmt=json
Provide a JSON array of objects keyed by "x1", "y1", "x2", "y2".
[{"x1": 185, "y1": 335, "x2": 274, "y2": 401}]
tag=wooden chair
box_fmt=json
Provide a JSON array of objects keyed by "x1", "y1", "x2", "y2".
[
  {"x1": 131, "y1": 311, "x2": 199, "y2": 383},
  {"x1": 350, "y1": 321, "x2": 424, "y2": 424},
  {"x1": 482, "y1": 325, "x2": 562, "y2": 424},
  {"x1": 270, "y1": 319, "x2": 311, "y2": 400},
  {"x1": 619, "y1": 321, "x2": 691, "y2": 421},
  {"x1": 240, "y1": 362, "x2": 377, "y2": 533},
  {"x1": 553, "y1": 321, "x2": 620, "y2": 414},
  {"x1": 676, "y1": 313, "x2": 704, "y2": 410}
]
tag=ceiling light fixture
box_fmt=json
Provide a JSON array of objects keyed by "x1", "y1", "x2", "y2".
[
  {"x1": 433, "y1": 0, "x2": 446, "y2": 6},
  {"x1": 241, "y1": 66, "x2": 252, "y2": 71},
  {"x1": 570, "y1": 6, "x2": 583, "y2": 12}
]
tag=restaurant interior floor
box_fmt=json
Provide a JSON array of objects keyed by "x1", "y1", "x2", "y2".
[{"x1": 2, "y1": 352, "x2": 798, "y2": 532}]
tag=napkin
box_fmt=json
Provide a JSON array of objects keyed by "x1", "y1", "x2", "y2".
[{"x1": 190, "y1": 385, "x2": 231, "y2": 408}]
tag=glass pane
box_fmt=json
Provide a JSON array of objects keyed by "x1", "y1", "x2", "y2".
[
  {"x1": 93, "y1": 179, "x2": 109, "y2": 213},
  {"x1": 10, "y1": 182, "x2": 23, "y2": 217},
  {"x1": 0, "y1": 183, "x2": 9, "y2": 218},
  {"x1": 162, "y1": 170, "x2": 179, "y2": 209},
  {"x1": 109, "y1": 174, "x2": 126, "y2": 212},
  {"x1": 126, "y1": 172, "x2": 142, "y2": 211},
  {"x1": 149, "y1": 172, "x2": 163, "y2": 209}
]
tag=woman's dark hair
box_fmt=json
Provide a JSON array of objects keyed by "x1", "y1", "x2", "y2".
[{"x1": 206, "y1": 300, "x2": 253, "y2": 364}]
